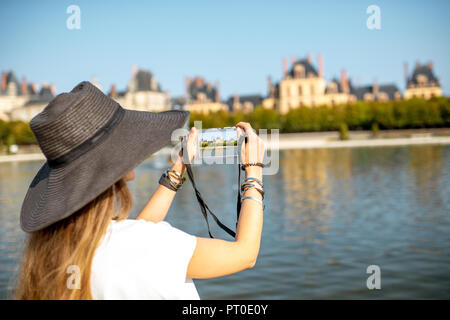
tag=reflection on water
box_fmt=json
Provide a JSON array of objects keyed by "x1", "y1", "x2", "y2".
[{"x1": 1, "y1": 145, "x2": 449, "y2": 299}]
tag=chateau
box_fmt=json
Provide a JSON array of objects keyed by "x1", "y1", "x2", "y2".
[
  {"x1": 109, "y1": 66, "x2": 170, "y2": 112},
  {"x1": 0, "y1": 58, "x2": 444, "y2": 121},
  {"x1": 262, "y1": 55, "x2": 403, "y2": 114},
  {"x1": 404, "y1": 62, "x2": 442, "y2": 100},
  {"x1": 183, "y1": 77, "x2": 228, "y2": 114},
  {"x1": 0, "y1": 71, "x2": 55, "y2": 122}
]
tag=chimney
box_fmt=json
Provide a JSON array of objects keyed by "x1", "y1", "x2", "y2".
[
  {"x1": 372, "y1": 79, "x2": 379, "y2": 96},
  {"x1": 318, "y1": 53, "x2": 323, "y2": 78},
  {"x1": 404, "y1": 62, "x2": 409, "y2": 84},
  {"x1": 428, "y1": 61, "x2": 434, "y2": 69},
  {"x1": 307, "y1": 54, "x2": 313, "y2": 64},
  {"x1": 185, "y1": 77, "x2": 192, "y2": 95},
  {"x1": 267, "y1": 76, "x2": 273, "y2": 97},
  {"x1": 215, "y1": 81, "x2": 220, "y2": 102},
  {"x1": 185, "y1": 77, "x2": 192, "y2": 101},
  {"x1": 131, "y1": 65, "x2": 138, "y2": 75},
  {"x1": 195, "y1": 77, "x2": 203, "y2": 89},
  {"x1": 291, "y1": 55, "x2": 296, "y2": 66},
  {"x1": 50, "y1": 84, "x2": 56, "y2": 96},
  {"x1": 109, "y1": 84, "x2": 117, "y2": 98},
  {"x1": 233, "y1": 92, "x2": 240, "y2": 111},
  {"x1": 282, "y1": 57, "x2": 288, "y2": 78},
  {"x1": 233, "y1": 92, "x2": 239, "y2": 105},
  {"x1": 21, "y1": 77, "x2": 28, "y2": 95},
  {"x1": 1, "y1": 72, "x2": 6, "y2": 91},
  {"x1": 340, "y1": 69, "x2": 349, "y2": 93},
  {"x1": 32, "y1": 82, "x2": 38, "y2": 95}
]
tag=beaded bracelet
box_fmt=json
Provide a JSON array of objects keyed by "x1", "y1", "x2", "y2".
[{"x1": 241, "y1": 162, "x2": 265, "y2": 171}]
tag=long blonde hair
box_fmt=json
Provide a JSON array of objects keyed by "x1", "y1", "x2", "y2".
[{"x1": 15, "y1": 179, "x2": 132, "y2": 299}]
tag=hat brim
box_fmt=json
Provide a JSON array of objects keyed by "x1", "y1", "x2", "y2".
[{"x1": 20, "y1": 109, "x2": 189, "y2": 232}]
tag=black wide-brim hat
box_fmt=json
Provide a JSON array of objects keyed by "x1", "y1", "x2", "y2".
[{"x1": 20, "y1": 81, "x2": 189, "y2": 232}]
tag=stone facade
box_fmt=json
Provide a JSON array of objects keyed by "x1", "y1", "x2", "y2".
[
  {"x1": 183, "y1": 76, "x2": 228, "y2": 113},
  {"x1": 0, "y1": 71, "x2": 55, "y2": 122},
  {"x1": 110, "y1": 67, "x2": 170, "y2": 112},
  {"x1": 263, "y1": 55, "x2": 356, "y2": 114},
  {"x1": 404, "y1": 62, "x2": 442, "y2": 100}
]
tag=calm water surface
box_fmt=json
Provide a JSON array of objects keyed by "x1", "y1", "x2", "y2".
[{"x1": 1, "y1": 145, "x2": 449, "y2": 299}]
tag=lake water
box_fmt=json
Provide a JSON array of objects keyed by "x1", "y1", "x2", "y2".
[{"x1": 1, "y1": 145, "x2": 449, "y2": 299}]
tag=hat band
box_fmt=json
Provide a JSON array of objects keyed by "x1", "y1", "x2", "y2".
[{"x1": 48, "y1": 106, "x2": 125, "y2": 169}]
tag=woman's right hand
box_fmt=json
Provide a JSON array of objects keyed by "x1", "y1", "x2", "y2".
[{"x1": 236, "y1": 122, "x2": 265, "y2": 177}]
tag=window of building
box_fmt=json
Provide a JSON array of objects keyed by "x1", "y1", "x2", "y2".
[
  {"x1": 416, "y1": 74, "x2": 428, "y2": 87},
  {"x1": 310, "y1": 85, "x2": 315, "y2": 96},
  {"x1": 294, "y1": 65, "x2": 305, "y2": 78},
  {"x1": 298, "y1": 85, "x2": 303, "y2": 96},
  {"x1": 377, "y1": 92, "x2": 389, "y2": 102},
  {"x1": 364, "y1": 93, "x2": 373, "y2": 101},
  {"x1": 328, "y1": 82, "x2": 337, "y2": 94}
]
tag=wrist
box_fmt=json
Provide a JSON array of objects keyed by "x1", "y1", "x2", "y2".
[
  {"x1": 245, "y1": 167, "x2": 262, "y2": 179},
  {"x1": 172, "y1": 158, "x2": 185, "y2": 175}
]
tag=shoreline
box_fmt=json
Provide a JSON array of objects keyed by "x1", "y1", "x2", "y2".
[{"x1": 1, "y1": 131, "x2": 450, "y2": 163}]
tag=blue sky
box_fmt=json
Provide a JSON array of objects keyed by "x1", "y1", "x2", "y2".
[{"x1": 1, "y1": 0, "x2": 449, "y2": 98}]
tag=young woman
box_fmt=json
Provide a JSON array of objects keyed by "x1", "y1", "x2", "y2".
[{"x1": 16, "y1": 81, "x2": 265, "y2": 299}]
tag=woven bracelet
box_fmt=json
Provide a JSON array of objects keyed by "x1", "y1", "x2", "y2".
[{"x1": 241, "y1": 162, "x2": 265, "y2": 171}]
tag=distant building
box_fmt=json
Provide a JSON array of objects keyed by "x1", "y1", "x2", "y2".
[
  {"x1": 263, "y1": 54, "x2": 356, "y2": 114},
  {"x1": 110, "y1": 67, "x2": 170, "y2": 112},
  {"x1": 404, "y1": 62, "x2": 442, "y2": 100},
  {"x1": 0, "y1": 71, "x2": 55, "y2": 121},
  {"x1": 324, "y1": 73, "x2": 357, "y2": 106},
  {"x1": 184, "y1": 76, "x2": 228, "y2": 114},
  {"x1": 226, "y1": 94, "x2": 263, "y2": 112},
  {"x1": 170, "y1": 96, "x2": 187, "y2": 110},
  {"x1": 353, "y1": 81, "x2": 402, "y2": 102}
]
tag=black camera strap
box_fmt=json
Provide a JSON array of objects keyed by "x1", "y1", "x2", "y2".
[{"x1": 182, "y1": 137, "x2": 239, "y2": 239}]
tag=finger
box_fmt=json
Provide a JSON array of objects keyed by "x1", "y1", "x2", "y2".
[
  {"x1": 189, "y1": 127, "x2": 197, "y2": 138},
  {"x1": 236, "y1": 122, "x2": 252, "y2": 133},
  {"x1": 240, "y1": 136, "x2": 246, "y2": 163},
  {"x1": 237, "y1": 122, "x2": 258, "y2": 141}
]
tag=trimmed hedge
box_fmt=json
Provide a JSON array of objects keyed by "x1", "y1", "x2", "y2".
[
  {"x1": 189, "y1": 97, "x2": 450, "y2": 132},
  {"x1": 0, "y1": 120, "x2": 36, "y2": 149}
]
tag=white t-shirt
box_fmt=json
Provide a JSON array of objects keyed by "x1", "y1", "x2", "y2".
[{"x1": 90, "y1": 219, "x2": 200, "y2": 300}]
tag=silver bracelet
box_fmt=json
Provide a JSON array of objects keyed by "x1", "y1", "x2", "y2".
[
  {"x1": 244, "y1": 177, "x2": 263, "y2": 187},
  {"x1": 163, "y1": 169, "x2": 184, "y2": 190},
  {"x1": 241, "y1": 196, "x2": 265, "y2": 210},
  {"x1": 241, "y1": 182, "x2": 265, "y2": 199}
]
